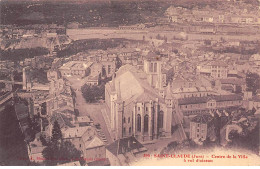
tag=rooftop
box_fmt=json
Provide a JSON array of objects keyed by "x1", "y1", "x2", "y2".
[
  {"x1": 106, "y1": 136, "x2": 147, "y2": 157},
  {"x1": 59, "y1": 61, "x2": 93, "y2": 71},
  {"x1": 84, "y1": 136, "x2": 104, "y2": 149},
  {"x1": 178, "y1": 94, "x2": 243, "y2": 105},
  {"x1": 63, "y1": 126, "x2": 92, "y2": 139},
  {"x1": 191, "y1": 114, "x2": 213, "y2": 124}
]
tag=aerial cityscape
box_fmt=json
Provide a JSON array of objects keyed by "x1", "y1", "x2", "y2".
[{"x1": 0, "y1": 0, "x2": 260, "y2": 166}]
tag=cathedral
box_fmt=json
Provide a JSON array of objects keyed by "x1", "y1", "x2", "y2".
[{"x1": 105, "y1": 52, "x2": 186, "y2": 142}]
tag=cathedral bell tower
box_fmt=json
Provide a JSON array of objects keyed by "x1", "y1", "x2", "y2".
[
  {"x1": 115, "y1": 81, "x2": 124, "y2": 139},
  {"x1": 143, "y1": 51, "x2": 163, "y2": 89},
  {"x1": 164, "y1": 83, "x2": 173, "y2": 137}
]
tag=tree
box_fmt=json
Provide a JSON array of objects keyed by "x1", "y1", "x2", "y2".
[
  {"x1": 167, "y1": 141, "x2": 178, "y2": 150},
  {"x1": 235, "y1": 85, "x2": 242, "y2": 94},
  {"x1": 40, "y1": 135, "x2": 48, "y2": 146},
  {"x1": 246, "y1": 72, "x2": 260, "y2": 95},
  {"x1": 203, "y1": 137, "x2": 212, "y2": 148},
  {"x1": 115, "y1": 56, "x2": 122, "y2": 70},
  {"x1": 59, "y1": 141, "x2": 81, "y2": 162},
  {"x1": 42, "y1": 140, "x2": 82, "y2": 166},
  {"x1": 51, "y1": 120, "x2": 62, "y2": 143},
  {"x1": 228, "y1": 130, "x2": 239, "y2": 141},
  {"x1": 42, "y1": 141, "x2": 60, "y2": 166},
  {"x1": 42, "y1": 120, "x2": 82, "y2": 165},
  {"x1": 251, "y1": 107, "x2": 256, "y2": 114},
  {"x1": 81, "y1": 82, "x2": 106, "y2": 103}
]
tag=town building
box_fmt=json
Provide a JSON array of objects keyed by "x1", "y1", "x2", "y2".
[
  {"x1": 178, "y1": 94, "x2": 243, "y2": 116},
  {"x1": 27, "y1": 133, "x2": 47, "y2": 163},
  {"x1": 190, "y1": 114, "x2": 216, "y2": 144},
  {"x1": 62, "y1": 126, "x2": 109, "y2": 165},
  {"x1": 106, "y1": 136, "x2": 147, "y2": 166},
  {"x1": 59, "y1": 61, "x2": 93, "y2": 78},
  {"x1": 197, "y1": 61, "x2": 228, "y2": 79},
  {"x1": 170, "y1": 74, "x2": 214, "y2": 99},
  {"x1": 215, "y1": 78, "x2": 246, "y2": 93}
]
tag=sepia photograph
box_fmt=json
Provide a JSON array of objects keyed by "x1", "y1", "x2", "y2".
[{"x1": 0, "y1": 0, "x2": 260, "y2": 166}]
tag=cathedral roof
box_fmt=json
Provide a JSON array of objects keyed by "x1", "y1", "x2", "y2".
[{"x1": 114, "y1": 64, "x2": 164, "y2": 105}]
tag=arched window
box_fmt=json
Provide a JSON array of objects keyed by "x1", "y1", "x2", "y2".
[
  {"x1": 144, "y1": 115, "x2": 149, "y2": 133},
  {"x1": 137, "y1": 114, "x2": 141, "y2": 132},
  {"x1": 159, "y1": 111, "x2": 164, "y2": 129}
]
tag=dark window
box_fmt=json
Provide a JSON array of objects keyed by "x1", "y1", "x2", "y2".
[
  {"x1": 154, "y1": 63, "x2": 157, "y2": 72},
  {"x1": 123, "y1": 117, "x2": 126, "y2": 123},
  {"x1": 137, "y1": 114, "x2": 141, "y2": 132},
  {"x1": 144, "y1": 115, "x2": 149, "y2": 133},
  {"x1": 149, "y1": 63, "x2": 153, "y2": 72},
  {"x1": 108, "y1": 65, "x2": 111, "y2": 74},
  {"x1": 129, "y1": 127, "x2": 132, "y2": 134},
  {"x1": 128, "y1": 117, "x2": 130, "y2": 123},
  {"x1": 159, "y1": 111, "x2": 164, "y2": 129},
  {"x1": 123, "y1": 127, "x2": 126, "y2": 134}
]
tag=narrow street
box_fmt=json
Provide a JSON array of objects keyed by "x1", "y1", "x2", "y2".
[
  {"x1": 74, "y1": 90, "x2": 112, "y2": 144},
  {"x1": 65, "y1": 76, "x2": 113, "y2": 144}
]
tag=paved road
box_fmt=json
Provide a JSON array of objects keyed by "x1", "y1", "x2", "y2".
[{"x1": 65, "y1": 77, "x2": 113, "y2": 144}]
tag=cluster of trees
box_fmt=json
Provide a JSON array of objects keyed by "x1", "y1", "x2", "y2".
[
  {"x1": 246, "y1": 72, "x2": 260, "y2": 95},
  {"x1": 30, "y1": 68, "x2": 49, "y2": 84},
  {"x1": 211, "y1": 46, "x2": 259, "y2": 55},
  {"x1": 13, "y1": 71, "x2": 23, "y2": 82},
  {"x1": 81, "y1": 84, "x2": 105, "y2": 103},
  {"x1": 81, "y1": 76, "x2": 112, "y2": 103},
  {"x1": 227, "y1": 125, "x2": 259, "y2": 154},
  {"x1": 160, "y1": 139, "x2": 198, "y2": 154},
  {"x1": 56, "y1": 39, "x2": 126, "y2": 58},
  {"x1": 0, "y1": 48, "x2": 49, "y2": 61},
  {"x1": 42, "y1": 120, "x2": 82, "y2": 166},
  {"x1": 0, "y1": 71, "x2": 12, "y2": 81},
  {"x1": 24, "y1": 116, "x2": 41, "y2": 143},
  {"x1": 2, "y1": 1, "x2": 168, "y2": 26}
]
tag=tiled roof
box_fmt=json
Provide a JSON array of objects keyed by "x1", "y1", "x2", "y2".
[
  {"x1": 221, "y1": 85, "x2": 234, "y2": 91},
  {"x1": 219, "y1": 78, "x2": 245, "y2": 86},
  {"x1": 209, "y1": 61, "x2": 228, "y2": 67},
  {"x1": 178, "y1": 94, "x2": 243, "y2": 105},
  {"x1": 63, "y1": 126, "x2": 91, "y2": 139},
  {"x1": 87, "y1": 158, "x2": 110, "y2": 166},
  {"x1": 50, "y1": 113, "x2": 74, "y2": 129},
  {"x1": 106, "y1": 136, "x2": 146, "y2": 156},
  {"x1": 250, "y1": 95, "x2": 260, "y2": 102},
  {"x1": 144, "y1": 51, "x2": 162, "y2": 61},
  {"x1": 114, "y1": 64, "x2": 164, "y2": 105},
  {"x1": 191, "y1": 114, "x2": 213, "y2": 124},
  {"x1": 84, "y1": 136, "x2": 104, "y2": 149}
]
